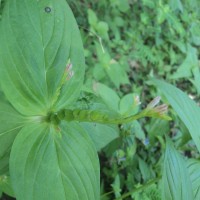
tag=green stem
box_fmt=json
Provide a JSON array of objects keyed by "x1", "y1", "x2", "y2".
[
  {"x1": 100, "y1": 191, "x2": 114, "y2": 199},
  {"x1": 114, "y1": 177, "x2": 161, "y2": 200},
  {"x1": 55, "y1": 107, "x2": 171, "y2": 126},
  {"x1": 57, "y1": 108, "x2": 170, "y2": 125}
]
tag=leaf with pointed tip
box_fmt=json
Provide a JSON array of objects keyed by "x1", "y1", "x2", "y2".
[
  {"x1": 152, "y1": 79, "x2": 200, "y2": 153},
  {"x1": 10, "y1": 122, "x2": 100, "y2": 200},
  {"x1": 162, "y1": 139, "x2": 193, "y2": 200},
  {"x1": 0, "y1": 0, "x2": 84, "y2": 115}
]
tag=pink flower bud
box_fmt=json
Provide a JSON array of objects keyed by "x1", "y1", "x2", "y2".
[
  {"x1": 154, "y1": 104, "x2": 168, "y2": 114},
  {"x1": 147, "y1": 96, "x2": 161, "y2": 109},
  {"x1": 66, "y1": 63, "x2": 72, "y2": 72},
  {"x1": 65, "y1": 63, "x2": 74, "y2": 80},
  {"x1": 134, "y1": 95, "x2": 141, "y2": 106}
]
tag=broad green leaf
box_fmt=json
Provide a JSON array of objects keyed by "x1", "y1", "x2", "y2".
[
  {"x1": 0, "y1": 96, "x2": 27, "y2": 174},
  {"x1": 80, "y1": 122, "x2": 119, "y2": 151},
  {"x1": 119, "y1": 93, "x2": 140, "y2": 116},
  {"x1": 55, "y1": 18, "x2": 85, "y2": 111},
  {"x1": 162, "y1": 139, "x2": 193, "y2": 200},
  {"x1": 0, "y1": 0, "x2": 84, "y2": 115},
  {"x1": 10, "y1": 122, "x2": 100, "y2": 200},
  {"x1": 153, "y1": 79, "x2": 200, "y2": 153},
  {"x1": 93, "y1": 83, "x2": 120, "y2": 112},
  {"x1": 105, "y1": 62, "x2": 129, "y2": 88},
  {"x1": 187, "y1": 159, "x2": 200, "y2": 200}
]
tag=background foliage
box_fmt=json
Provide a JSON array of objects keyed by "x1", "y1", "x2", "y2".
[{"x1": 67, "y1": 0, "x2": 200, "y2": 199}]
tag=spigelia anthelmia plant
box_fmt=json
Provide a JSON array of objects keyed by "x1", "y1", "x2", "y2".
[{"x1": 0, "y1": 1, "x2": 171, "y2": 200}]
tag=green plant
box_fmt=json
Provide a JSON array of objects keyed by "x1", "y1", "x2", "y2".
[
  {"x1": 71, "y1": 1, "x2": 200, "y2": 200},
  {"x1": 0, "y1": 1, "x2": 170, "y2": 200},
  {"x1": 1, "y1": 1, "x2": 200, "y2": 200}
]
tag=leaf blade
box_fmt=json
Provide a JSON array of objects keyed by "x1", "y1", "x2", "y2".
[
  {"x1": 162, "y1": 139, "x2": 193, "y2": 200},
  {"x1": 187, "y1": 159, "x2": 200, "y2": 200},
  {"x1": 0, "y1": 0, "x2": 85, "y2": 115},
  {"x1": 10, "y1": 122, "x2": 100, "y2": 200},
  {"x1": 80, "y1": 122, "x2": 119, "y2": 151},
  {"x1": 0, "y1": 95, "x2": 27, "y2": 174},
  {"x1": 153, "y1": 79, "x2": 200, "y2": 153}
]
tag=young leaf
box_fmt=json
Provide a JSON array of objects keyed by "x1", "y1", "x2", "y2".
[
  {"x1": 10, "y1": 122, "x2": 100, "y2": 200},
  {"x1": 152, "y1": 79, "x2": 200, "y2": 153},
  {"x1": 162, "y1": 139, "x2": 193, "y2": 200},
  {"x1": 0, "y1": 0, "x2": 84, "y2": 115}
]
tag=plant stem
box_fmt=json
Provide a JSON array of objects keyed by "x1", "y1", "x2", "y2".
[
  {"x1": 57, "y1": 107, "x2": 171, "y2": 125},
  {"x1": 114, "y1": 177, "x2": 161, "y2": 200},
  {"x1": 100, "y1": 191, "x2": 114, "y2": 199}
]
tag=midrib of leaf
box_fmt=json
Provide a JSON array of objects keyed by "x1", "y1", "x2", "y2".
[
  {"x1": 20, "y1": 125, "x2": 48, "y2": 199},
  {"x1": 56, "y1": 129, "x2": 96, "y2": 200},
  {"x1": 54, "y1": 140, "x2": 79, "y2": 200},
  {"x1": 56, "y1": 139, "x2": 92, "y2": 200},
  {"x1": 66, "y1": 128, "x2": 99, "y2": 187},
  {"x1": 40, "y1": 1, "x2": 73, "y2": 109},
  {"x1": 165, "y1": 167, "x2": 173, "y2": 199},
  {"x1": 6, "y1": 0, "x2": 74, "y2": 113},
  {"x1": 31, "y1": 132, "x2": 52, "y2": 200},
  {"x1": 49, "y1": 3, "x2": 73, "y2": 109},
  {"x1": 23, "y1": 0, "x2": 48, "y2": 103},
  {"x1": 166, "y1": 153, "x2": 177, "y2": 199}
]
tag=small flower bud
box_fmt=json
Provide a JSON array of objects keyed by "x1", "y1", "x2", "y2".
[
  {"x1": 154, "y1": 104, "x2": 168, "y2": 114},
  {"x1": 134, "y1": 95, "x2": 141, "y2": 106},
  {"x1": 65, "y1": 63, "x2": 74, "y2": 80},
  {"x1": 147, "y1": 96, "x2": 161, "y2": 109},
  {"x1": 66, "y1": 63, "x2": 72, "y2": 72},
  {"x1": 66, "y1": 70, "x2": 74, "y2": 80}
]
